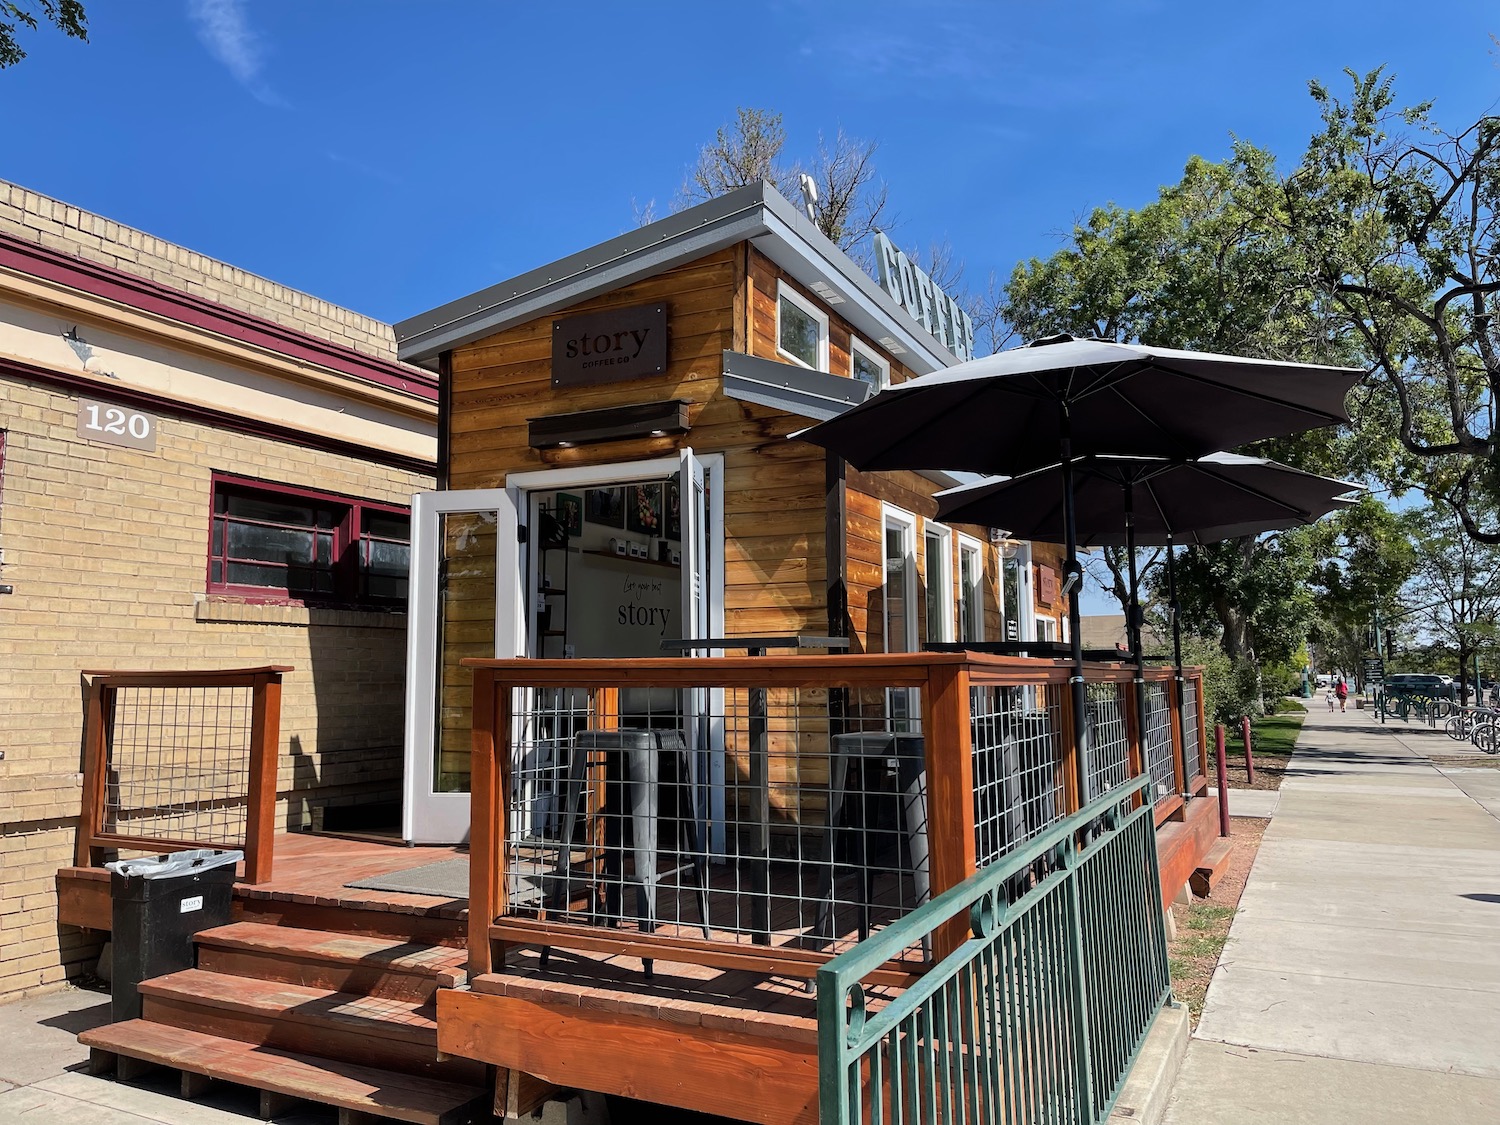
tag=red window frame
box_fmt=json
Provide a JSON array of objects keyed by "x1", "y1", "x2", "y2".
[{"x1": 206, "y1": 472, "x2": 410, "y2": 607}]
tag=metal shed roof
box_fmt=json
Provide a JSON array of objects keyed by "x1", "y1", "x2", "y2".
[{"x1": 394, "y1": 181, "x2": 959, "y2": 374}]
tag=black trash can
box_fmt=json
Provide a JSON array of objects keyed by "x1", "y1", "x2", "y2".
[{"x1": 105, "y1": 848, "x2": 241, "y2": 1023}]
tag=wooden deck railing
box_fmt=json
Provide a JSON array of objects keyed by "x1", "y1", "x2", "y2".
[
  {"x1": 76, "y1": 666, "x2": 290, "y2": 884},
  {"x1": 465, "y1": 653, "x2": 1206, "y2": 981}
]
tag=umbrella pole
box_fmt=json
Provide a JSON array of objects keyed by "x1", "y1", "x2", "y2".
[
  {"x1": 1059, "y1": 419, "x2": 1090, "y2": 813},
  {"x1": 1124, "y1": 484, "x2": 1150, "y2": 798},
  {"x1": 1166, "y1": 535, "x2": 1189, "y2": 797}
]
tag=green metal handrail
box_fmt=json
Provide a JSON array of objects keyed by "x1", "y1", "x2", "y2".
[{"x1": 816, "y1": 774, "x2": 1171, "y2": 1124}]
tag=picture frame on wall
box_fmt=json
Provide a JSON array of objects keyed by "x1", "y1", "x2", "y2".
[
  {"x1": 585, "y1": 487, "x2": 624, "y2": 528},
  {"x1": 555, "y1": 492, "x2": 583, "y2": 537},
  {"x1": 626, "y1": 482, "x2": 662, "y2": 536},
  {"x1": 665, "y1": 480, "x2": 681, "y2": 541}
]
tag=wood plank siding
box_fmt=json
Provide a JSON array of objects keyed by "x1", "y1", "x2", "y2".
[{"x1": 440, "y1": 243, "x2": 1065, "y2": 789}]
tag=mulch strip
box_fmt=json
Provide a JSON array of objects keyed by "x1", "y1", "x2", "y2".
[{"x1": 1167, "y1": 815, "x2": 1267, "y2": 1026}]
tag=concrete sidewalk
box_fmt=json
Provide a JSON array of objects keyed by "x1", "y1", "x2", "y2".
[
  {"x1": 1164, "y1": 705, "x2": 1500, "y2": 1123},
  {"x1": 1207, "y1": 785, "x2": 1280, "y2": 819}
]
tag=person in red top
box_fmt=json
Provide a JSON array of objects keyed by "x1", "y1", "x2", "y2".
[{"x1": 1335, "y1": 677, "x2": 1348, "y2": 712}]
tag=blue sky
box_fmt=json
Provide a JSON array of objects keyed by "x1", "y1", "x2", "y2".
[{"x1": 5, "y1": 1, "x2": 1497, "y2": 611}]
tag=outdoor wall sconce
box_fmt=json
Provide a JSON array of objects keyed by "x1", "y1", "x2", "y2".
[{"x1": 528, "y1": 399, "x2": 690, "y2": 450}]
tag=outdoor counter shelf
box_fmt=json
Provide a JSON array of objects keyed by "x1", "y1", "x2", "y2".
[{"x1": 460, "y1": 651, "x2": 1207, "y2": 984}]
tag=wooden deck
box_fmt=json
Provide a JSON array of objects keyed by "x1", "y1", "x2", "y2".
[
  {"x1": 58, "y1": 798, "x2": 1221, "y2": 1124},
  {"x1": 55, "y1": 831, "x2": 883, "y2": 1123},
  {"x1": 58, "y1": 831, "x2": 471, "y2": 942}
]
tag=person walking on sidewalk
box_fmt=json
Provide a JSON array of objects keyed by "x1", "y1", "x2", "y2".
[
  {"x1": 1326, "y1": 686, "x2": 1336, "y2": 711},
  {"x1": 1336, "y1": 676, "x2": 1348, "y2": 712}
]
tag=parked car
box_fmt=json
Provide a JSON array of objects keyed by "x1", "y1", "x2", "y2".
[{"x1": 1384, "y1": 673, "x2": 1455, "y2": 699}]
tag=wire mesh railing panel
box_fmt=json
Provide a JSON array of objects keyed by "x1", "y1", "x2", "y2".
[
  {"x1": 103, "y1": 685, "x2": 254, "y2": 848},
  {"x1": 970, "y1": 683, "x2": 1064, "y2": 868},
  {"x1": 1142, "y1": 682, "x2": 1175, "y2": 804},
  {"x1": 1077, "y1": 807, "x2": 1172, "y2": 1120},
  {"x1": 1083, "y1": 682, "x2": 1131, "y2": 801},
  {"x1": 1182, "y1": 678, "x2": 1203, "y2": 781},
  {"x1": 503, "y1": 681, "x2": 932, "y2": 959}
]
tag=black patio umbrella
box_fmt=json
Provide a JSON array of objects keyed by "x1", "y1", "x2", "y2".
[
  {"x1": 934, "y1": 453, "x2": 1360, "y2": 793},
  {"x1": 933, "y1": 453, "x2": 1360, "y2": 548},
  {"x1": 800, "y1": 335, "x2": 1360, "y2": 478},
  {"x1": 933, "y1": 451, "x2": 1360, "y2": 657},
  {"x1": 799, "y1": 334, "x2": 1362, "y2": 805}
]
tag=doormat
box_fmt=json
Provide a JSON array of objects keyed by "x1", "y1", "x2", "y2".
[{"x1": 345, "y1": 858, "x2": 544, "y2": 905}]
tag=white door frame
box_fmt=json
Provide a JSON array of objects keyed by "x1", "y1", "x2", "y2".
[
  {"x1": 505, "y1": 453, "x2": 725, "y2": 653},
  {"x1": 402, "y1": 487, "x2": 523, "y2": 844},
  {"x1": 402, "y1": 455, "x2": 725, "y2": 845}
]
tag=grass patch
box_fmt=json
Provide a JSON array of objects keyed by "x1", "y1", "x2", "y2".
[
  {"x1": 1248, "y1": 709, "x2": 1304, "y2": 755},
  {"x1": 1168, "y1": 903, "x2": 1237, "y2": 1021}
]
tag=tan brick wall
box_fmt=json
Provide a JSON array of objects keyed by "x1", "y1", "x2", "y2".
[
  {"x1": 0, "y1": 373, "x2": 432, "y2": 1000},
  {"x1": 0, "y1": 179, "x2": 399, "y2": 363}
]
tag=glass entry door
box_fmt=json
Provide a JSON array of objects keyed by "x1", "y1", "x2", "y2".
[{"x1": 403, "y1": 487, "x2": 522, "y2": 844}]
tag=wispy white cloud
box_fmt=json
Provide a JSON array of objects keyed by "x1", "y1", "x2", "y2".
[
  {"x1": 187, "y1": 0, "x2": 286, "y2": 107},
  {"x1": 326, "y1": 151, "x2": 404, "y2": 188}
]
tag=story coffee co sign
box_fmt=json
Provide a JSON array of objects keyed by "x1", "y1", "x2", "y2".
[{"x1": 552, "y1": 303, "x2": 668, "y2": 388}]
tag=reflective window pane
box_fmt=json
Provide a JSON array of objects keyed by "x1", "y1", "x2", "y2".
[
  {"x1": 779, "y1": 295, "x2": 822, "y2": 368},
  {"x1": 852, "y1": 348, "x2": 885, "y2": 389}
]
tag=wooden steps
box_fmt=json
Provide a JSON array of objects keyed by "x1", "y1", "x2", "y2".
[
  {"x1": 78, "y1": 920, "x2": 492, "y2": 1123},
  {"x1": 1190, "y1": 838, "x2": 1234, "y2": 898},
  {"x1": 139, "y1": 967, "x2": 485, "y2": 1085},
  {"x1": 196, "y1": 921, "x2": 467, "y2": 1002},
  {"x1": 81, "y1": 1020, "x2": 487, "y2": 1125}
]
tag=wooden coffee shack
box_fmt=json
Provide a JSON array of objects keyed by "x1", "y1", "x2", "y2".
[
  {"x1": 62, "y1": 182, "x2": 1215, "y2": 1125},
  {"x1": 391, "y1": 181, "x2": 1077, "y2": 845}
]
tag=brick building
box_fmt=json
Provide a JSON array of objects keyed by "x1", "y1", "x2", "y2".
[{"x1": 0, "y1": 181, "x2": 436, "y2": 999}]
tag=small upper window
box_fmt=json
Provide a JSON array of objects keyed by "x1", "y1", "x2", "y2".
[
  {"x1": 850, "y1": 337, "x2": 890, "y2": 392},
  {"x1": 777, "y1": 281, "x2": 829, "y2": 370},
  {"x1": 208, "y1": 474, "x2": 410, "y2": 606}
]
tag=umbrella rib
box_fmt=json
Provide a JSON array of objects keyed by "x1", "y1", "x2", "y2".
[
  {"x1": 1139, "y1": 476, "x2": 1174, "y2": 535},
  {"x1": 1099, "y1": 381, "x2": 1197, "y2": 457},
  {"x1": 1148, "y1": 363, "x2": 1351, "y2": 425},
  {"x1": 1194, "y1": 462, "x2": 1317, "y2": 519},
  {"x1": 851, "y1": 377, "x2": 1060, "y2": 471}
]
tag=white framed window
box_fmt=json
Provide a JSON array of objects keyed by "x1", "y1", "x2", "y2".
[
  {"x1": 777, "y1": 280, "x2": 829, "y2": 370},
  {"x1": 850, "y1": 336, "x2": 890, "y2": 392},
  {"x1": 882, "y1": 507, "x2": 918, "y2": 654},
  {"x1": 957, "y1": 533, "x2": 984, "y2": 643},
  {"x1": 883, "y1": 506, "x2": 919, "y2": 731},
  {"x1": 923, "y1": 523, "x2": 953, "y2": 644},
  {"x1": 1000, "y1": 540, "x2": 1033, "y2": 643},
  {"x1": 1036, "y1": 616, "x2": 1058, "y2": 642}
]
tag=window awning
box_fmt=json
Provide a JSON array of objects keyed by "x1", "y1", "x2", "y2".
[
  {"x1": 723, "y1": 350, "x2": 987, "y2": 492},
  {"x1": 721, "y1": 350, "x2": 870, "y2": 421}
]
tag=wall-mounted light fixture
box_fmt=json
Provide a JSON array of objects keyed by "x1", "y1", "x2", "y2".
[{"x1": 528, "y1": 399, "x2": 690, "y2": 450}]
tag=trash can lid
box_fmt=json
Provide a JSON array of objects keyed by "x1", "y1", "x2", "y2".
[{"x1": 104, "y1": 848, "x2": 243, "y2": 879}]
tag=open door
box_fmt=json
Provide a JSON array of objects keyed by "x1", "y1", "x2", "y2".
[
  {"x1": 403, "y1": 487, "x2": 523, "y2": 844},
  {"x1": 679, "y1": 447, "x2": 708, "y2": 651},
  {"x1": 676, "y1": 448, "x2": 726, "y2": 852}
]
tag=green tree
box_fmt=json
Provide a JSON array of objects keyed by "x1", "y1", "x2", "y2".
[
  {"x1": 0, "y1": 0, "x2": 85, "y2": 68},
  {"x1": 1005, "y1": 152, "x2": 1353, "y2": 664},
  {"x1": 1307, "y1": 493, "x2": 1415, "y2": 687},
  {"x1": 1168, "y1": 529, "x2": 1320, "y2": 668},
  {"x1": 1243, "y1": 69, "x2": 1500, "y2": 541},
  {"x1": 1401, "y1": 503, "x2": 1500, "y2": 701}
]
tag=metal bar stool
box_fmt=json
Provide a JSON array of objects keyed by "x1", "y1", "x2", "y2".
[
  {"x1": 545, "y1": 728, "x2": 710, "y2": 976},
  {"x1": 811, "y1": 732, "x2": 928, "y2": 944}
]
